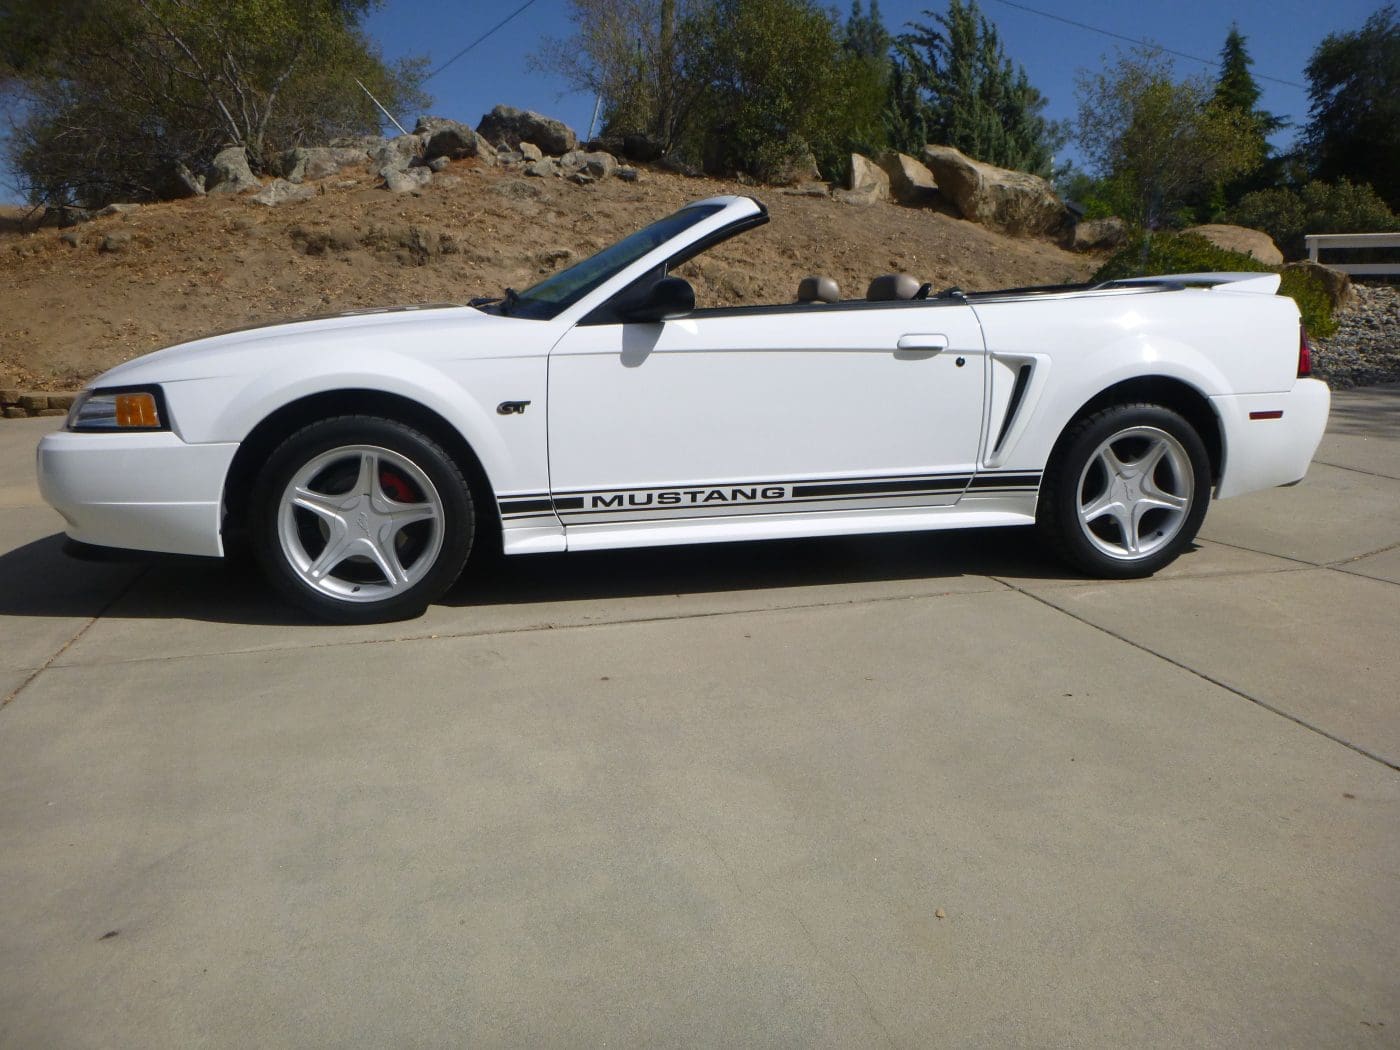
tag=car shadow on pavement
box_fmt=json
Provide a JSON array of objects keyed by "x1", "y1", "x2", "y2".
[
  {"x1": 1326, "y1": 382, "x2": 1400, "y2": 437},
  {"x1": 0, "y1": 526, "x2": 1086, "y2": 625}
]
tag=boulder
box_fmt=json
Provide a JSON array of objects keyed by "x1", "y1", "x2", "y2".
[
  {"x1": 616, "y1": 166, "x2": 641, "y2": 183},
  {"x1": 251, "y1": 179, "x2": 316, "y2": 206},
  {"x1": 206, "y1": 146, "x2": 258, "y2": 194},
  {"x1": 1282, "y1": 260, "x2": 1354, "y2": 311},
  {"x1": 583, "y1": 151, "x2": 618, "y2": 179},
  {"x1": 556, "y1": 150, "x2": 589, "y2": 175},
  {"x1": 621, "y1": 134, "x2": 663, "y2": 163},
  {"x1": 99, "y1": 231, "x2": 132, "y2": 253},
  {"x1": 524, "y1": 158, "x2": 558, "y2": 178},
  {"x1": 847, "y1": 153, "x2": 889, "y2": 202},
  {"x1": 921, "y1": 145, "x2": 1068, "y2": 236},
  {"x1": 1068, "y1": 216, "x2": 1128, "y2": 252},
  {"x1": 1184, "y1": 224, "x2": 1283, "y2": 266},
  {"x1": 59, "y1": 230, "x2": 83, "y2": 248},
  {"x1": 770, "y1": 149, "x2": 822, "y2": 187},
  {"x1": 280, "y1": 146, "x2": 367, "y2": 183},
  {"x1": 96, "y1": 203, "x2": 139, "y2": 217},
  {"x1": 372, "y1": 135, "x2": 423, "y2": 176},
  {"x1": 875, "y1": 151, "x2": 938, "y2": 204},
  {"x1": 476, "y1": 105, "x2": 578, "y2": 156},
  {"x1": 384, "y1": 167, "x2": 432, "y2": 194},
  {"x1": 417, "y1": 118, "x2": 483, "y2": 161},
  {"x1": 518, "y1": 142, "x2": 543, "y2": 162}
]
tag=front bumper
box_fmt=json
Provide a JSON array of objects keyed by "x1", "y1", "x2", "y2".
[
  {"x1": 36, "y1": 430, "x2": 239, "y2": 558},
  {"x1": 1212, "y1": 378, "x2": 1331, "y2": 499}
]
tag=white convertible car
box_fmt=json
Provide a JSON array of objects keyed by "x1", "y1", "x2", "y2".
[{"x1": 38, "y1": 195, "x2": 1330, "y2": 622}]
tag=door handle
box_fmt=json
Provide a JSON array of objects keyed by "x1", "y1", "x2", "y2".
[{"x1": 897, "y1": 334, "x2": 949, "y2": 352}]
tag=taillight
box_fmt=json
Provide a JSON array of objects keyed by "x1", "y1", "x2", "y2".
[{"x1": 1298, "y1": 324, "x2": 1313, "y2": 378}]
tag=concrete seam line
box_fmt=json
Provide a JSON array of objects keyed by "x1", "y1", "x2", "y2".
[
  {"x1": 0, "y1": 568, "x2": 148, "y2": 713},
  {"x1": 1196, "y1": 537, "x2": 1321, "y2": 568},
  {"x1": 992, "y1": 578, "x2": 1400, "y2": 774},
  {"x1": 37, "y1": 581, "x2": 1019, "y2": 671},
  {"x1": 1327, "y1": 539, "x2": 1400, "y2": 567},
  {"x1": 1312, "y1": 460, "x2": 1400, "y2": 483}
]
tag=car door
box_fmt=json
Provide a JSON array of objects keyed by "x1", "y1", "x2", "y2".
[{"x1": 546, "y1": 298, "x2": 987, "y2": 533}]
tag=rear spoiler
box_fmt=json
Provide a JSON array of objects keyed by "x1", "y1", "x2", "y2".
[{"x1": 1101, "y1": 272, "x2": 1282, "y2": 295}]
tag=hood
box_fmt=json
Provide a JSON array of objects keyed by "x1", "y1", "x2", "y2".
[{"x1": 90, "y1": 302, "x2": 515, "y2": 387}]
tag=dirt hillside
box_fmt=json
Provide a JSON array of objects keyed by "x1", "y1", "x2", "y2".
[{"x1": 0, "y1": 158, "x2": 1099, "y2": 391}]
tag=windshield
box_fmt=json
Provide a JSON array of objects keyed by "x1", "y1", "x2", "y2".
[{"x1": 501, "y1": 204, "x2": 725, "y2": 319}]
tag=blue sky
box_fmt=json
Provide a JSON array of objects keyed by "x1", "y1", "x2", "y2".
[{"x1": 366, "y1": 0, "x2": 1385, "y2": 164}]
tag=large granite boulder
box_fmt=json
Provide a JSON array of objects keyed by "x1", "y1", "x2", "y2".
[
  {"x1": 476, "y1": 105, "x2": 578, "y2": 156},
  {"x1": 279, "y1": 146, "x2": 368, "y2": 183},
  {"x1": 414, "y1": 116, "x2": 489, "y2": 161},
  {"x1": 1184, "y1": 224, "x2": 1284, "y2": 266},
  {"x1": 206, "y1": 146, "x2": 258, "y2": 194},
  {"x1": 1281, "y1": 260, "x2": 1354, "y2": 311},
  {"x1": 920, "y1": 145, "x2": 1068, "y2": 235},
  {"x1": 838, "y1": 153, "x2": 889, "y2": 205},
  {"x1": 1067, "y1": 216, "x2": 1128, "y2": 252},
  {"x1": 875, "y1": 151, "x2": 938, "y2": 205}
]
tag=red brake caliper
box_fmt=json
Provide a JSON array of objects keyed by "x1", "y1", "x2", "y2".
[{"x1": 379, "y1": 469, "x2": 418, "y2": 503}]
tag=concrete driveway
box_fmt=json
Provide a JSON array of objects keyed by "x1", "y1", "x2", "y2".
[{"x1": 2, "y1": 387, "x2": 1397, "y2": 1049}]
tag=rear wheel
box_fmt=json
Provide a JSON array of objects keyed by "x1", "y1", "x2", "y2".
[
  {"x1": 1038, "y1": 403, "x2": 1211, "y2": 578},
  {"x1": 251, "y1": 416, "x2": 475, "y2": 623}
]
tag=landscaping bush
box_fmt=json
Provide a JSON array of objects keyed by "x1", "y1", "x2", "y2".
[
  {"x1": 1229, "y1": 180, "x2": 1399, "y2": 259},
  {"x1": 1092, "y1": 232, "x2": 1338, "y2": 337}
]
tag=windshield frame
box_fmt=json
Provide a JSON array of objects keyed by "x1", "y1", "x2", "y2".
[{"x1": 493, "y1": 203, "x2": 729, "y2": 321}]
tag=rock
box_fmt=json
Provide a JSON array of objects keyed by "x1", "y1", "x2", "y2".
[
  {"x1": 771, "y1": 149, "x2": 822, "y2": 187},
  {"x1": 782, "y1": 183, "x2": 830, "y2": 198},
  {"x1": 17, "y1": 394, "x2": 48, "y2": 412},
  {"x1": 96, "y1": 203, "x2": 138, "y2": 217},
  {"x1": 473, "y1": 134, "x2": 497, "y2": 166},
  {"x1": 427, "y1": 156, "x2": 451, "y2": 173},
  {"x1": 834, "y1": 188, "x2": 881, "y2": 207},
  {"x1": 518, "y1": 142, "x2": 543, "y2": 162},
  {"x1": 251, "y1": 178, "x2": 316, "y2": 206},
  {"x1": 100, "y1": 232, "x2": 132, "y2": 253},
  {"x1": 476, "y1": 104, "x2": 578, "y2": 156},
  {"x1": 557, "y1": 150, "x2": 589, "y2": 175},
  {"x1": 494, "y1": 179, "x2": 544, "y2": 200},
  {"x1": 280, "y1": 146, "x2": 367, "y2": 183},
  {"x1": 875, "y1": 151, "x2": 938, "y2": 205},
  {"x1": 435, "y1": 175, "x2": 463, "y2": 190},
  {"x1": 35, "y1": 407, "x2": 67, "y2": 417},
  {"x1": 848, "y1": 154, "x2": 889, "y2": 202},
  {"x1": 59, "y1": 231, "x2": 83, "y2": 248},
  {"x1": 1282, "y1": 260, "x2": 1354, "y2": 311},
  {"x1": 206, "y1": 146, "x2": 258, "y2": 194},
  {"x1": 1184, "y1": 224, "x2": 1283, "y2": 266},
  {"x1": 1068, "y1": 216, "x2": 1128, "y2": 252},
  {"x1": 384, "y1": 167, "x2": 432, "y2": 194},
  {"x1": 583, "y1": 151, "x2": 618, "y2": 179},
  {"x1": 524, "y1": 158, "x2": 558, "y2": 178},
  {"x1": 616, "y1": 166, "x2": 640, "y2": 183},
  {"x1": 921, "y1": 145, "x2": 1068, "y2": 236},
  {"x1": 418, "y1": 119, "x2": 482, "y2": 161},
  {"x1": 2, "y1": 407, "x2": 25, "y2": 419},
  {"x1": 48, "y1": 393, "x2": 76, "y2": 410},
  {"x1": 571, "y1": 171, "x2": 598, "y2": 185},
  {"x1": 371, "y1": 135, "x2": 423, "y2": 176},
  {"x1": 154, "y1": 160, "x2": 205, "y2": 199}
]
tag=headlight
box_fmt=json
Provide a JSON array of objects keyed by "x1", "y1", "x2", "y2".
[{"x1": 67, "y1": 386, "x2": 170, "y2": 432}]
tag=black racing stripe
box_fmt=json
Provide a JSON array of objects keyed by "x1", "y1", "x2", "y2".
[
  {"x1": 497, "y1": 498, "x2": 554, "y2": 515},
  {"x1": 791, "y1": 477, "x2": 970, "y2": 498},
  {"x1": 969, "y1": 473, "x2": 1041, "y2": 489},
  {"x1": 553, "y1": 497, "x2": 585, "y2": 512},
  {"x1": 558, "y1": 489, "x2": 968, "y2": 517},
  {"x1": 553, "y1": 471, "x2": 971, "y2": 499}
]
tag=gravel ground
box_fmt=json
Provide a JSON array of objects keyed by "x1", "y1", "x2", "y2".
[{"x1": 1312, "y1": 282, "x2": 1400, "y2": 388}]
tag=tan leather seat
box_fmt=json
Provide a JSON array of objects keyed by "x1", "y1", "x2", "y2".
[
  {"x1": 797, "y1": 275, "x2": 841, "y2": 304},
  {"x1": 866, "y1": 273, "x2": 921, "y2": 301}
]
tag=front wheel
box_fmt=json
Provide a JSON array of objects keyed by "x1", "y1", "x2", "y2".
[
  {"x1": 251, "y1": 416, "x2": 475, "y2": 623},
  {"x1": 1037, "y1": 403, "x2": 1211, "y2": 578}
]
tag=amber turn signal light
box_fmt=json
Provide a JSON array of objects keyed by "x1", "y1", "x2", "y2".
[{"x1": 115, "y1": 392, "x2": 160, "y2": 428}]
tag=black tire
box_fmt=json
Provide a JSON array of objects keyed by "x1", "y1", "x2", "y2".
[
  {"x1": 1037, "y1": 402, "x2": 1211, "y2": 579},
  {"x1": 250, "y1": 415, "x2": 475, "y2": 623}
]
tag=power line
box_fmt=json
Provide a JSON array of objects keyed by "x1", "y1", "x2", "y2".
[
  {"x1": 986, "y1": 0, "x2": 1307, "y2": 90},
  {"x1": 424, "y1": 0, "x2": 543, "y2": 83}
]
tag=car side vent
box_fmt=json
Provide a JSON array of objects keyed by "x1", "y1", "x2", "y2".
[{"x1": 993, "y1": 363, "x2": 1033, "y2": 453}]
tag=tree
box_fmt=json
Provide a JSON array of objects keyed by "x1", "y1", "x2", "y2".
[
  {"x1": 684, "y1": 0, "x2": 882, "y2": 180},
  {"x1": 532, "y1": 0, "x2": 705, "y2": 153},
  {"x1": 887, "y1": 0, "x2": 1062, "y2": 176},
  {"x1": 1, "y1": 0, "x2": 424, "y2": 207},
  {"x1": 1303, "y1": 5, "x2": 1399, "y2": 210},
  {"x1": 1075, "y1": 48, "x2": 1262, "y2": 228}
]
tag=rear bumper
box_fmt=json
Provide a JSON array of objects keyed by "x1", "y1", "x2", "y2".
[
  {"x1": 36, "y1": 430, "x2": 238, "y2": 558},
  {"x1": 1212, "y1": 379, "x2": 1331, "y2": 499}
]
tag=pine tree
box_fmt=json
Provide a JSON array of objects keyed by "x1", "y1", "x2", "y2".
[{"x1": 887, "y1": 0, "x2": 1062, "y2": 176}]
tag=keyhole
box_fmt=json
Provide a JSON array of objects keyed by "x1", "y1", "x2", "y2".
[{"x1": 955, "y1": 357, "x2": 966, "y2": 367}]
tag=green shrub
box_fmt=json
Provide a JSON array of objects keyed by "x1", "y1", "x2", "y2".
[
  {"x1": 1229, "y1": 179, "x2": 1399, "y2": 259},
  {"x1": 1092, "y1": 232, "x2": 1337, "y2": 338}
]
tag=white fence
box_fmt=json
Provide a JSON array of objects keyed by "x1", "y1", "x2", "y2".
[{"x1": 1304, "y1": 232, "x2": 1400, "y2": 276}]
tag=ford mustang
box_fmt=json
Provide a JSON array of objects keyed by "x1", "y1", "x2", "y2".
[{"x1": 37, "y1": 195, "x2": 1331, "y2": 622}]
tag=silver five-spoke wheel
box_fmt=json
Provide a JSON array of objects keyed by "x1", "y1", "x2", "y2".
[
  {"x1": 1075, "y1": 425, "x2": 1193, "y2": 560},
  {"x1": 1038, "y1": 402, "x2": 1210, "y2": 579},
  {"x1": 277, "y1": 444, "x2": 445, "y2": 603}
]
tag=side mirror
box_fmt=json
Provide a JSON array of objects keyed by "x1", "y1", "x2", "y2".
[{"x1": 618, "y1": 276, "x2": 694, "y2": 323}]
